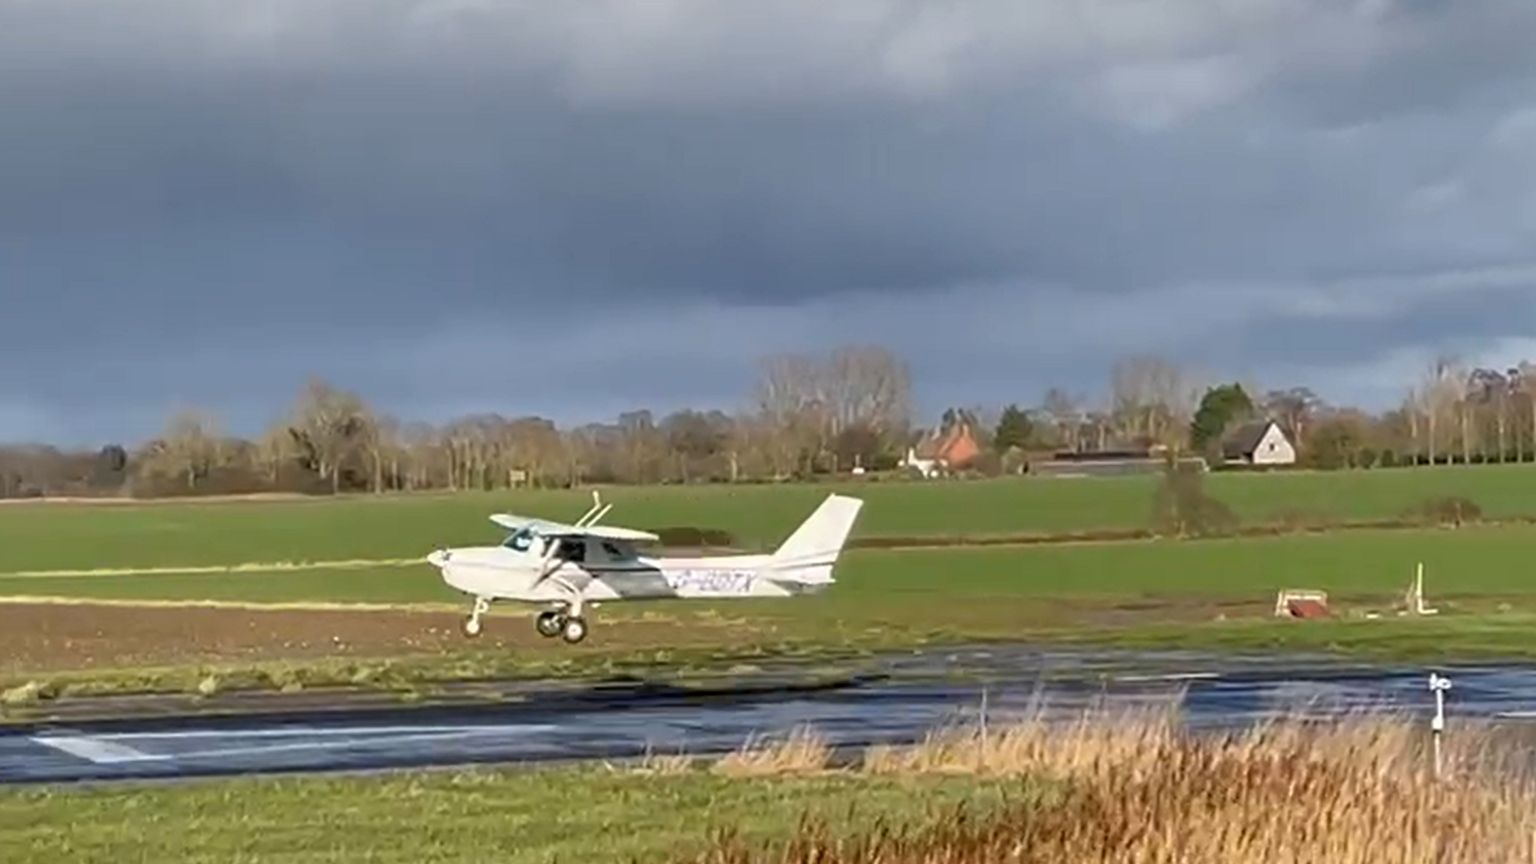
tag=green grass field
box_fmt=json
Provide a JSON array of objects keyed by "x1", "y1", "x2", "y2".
[
  {"x1": 0, "y1": 766, "x2": 1020, "y2": 864},
  {"x1": 3, "y1": 464, "x2": 1536, "y2": 573},
  {"x1": 2, "y1": 524, "x2": 1528, "y2": 606},
  {"x1": 6, "y1": 468, "x2": 1536, "y2": 691},
  {"x1": 4, "y1": 524, "x2": 1536, "y2": 679}
]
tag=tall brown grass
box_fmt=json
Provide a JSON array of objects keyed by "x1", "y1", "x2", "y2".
[
  {"x1": 690, "y1": 706, "x2": 1536, "y2": 863},
  {"x1": 614, "y1": 742, "x2": 695, "y2": 776},
  {"x1": 713, "y1": 725, "x2": 834, "y2": 777}
]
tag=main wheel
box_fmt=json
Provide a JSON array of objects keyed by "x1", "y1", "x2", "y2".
[
  {"x1": 462, "y1": 615, "x2": 483, "y2": 638},
  {"x1": 535, "y1": 611, "x2": 564, "y2": 638},
  {"x1": 560, "y1": 616, "x2": 588, "y2": 644}
]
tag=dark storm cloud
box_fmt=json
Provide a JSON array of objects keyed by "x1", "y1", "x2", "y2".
[{"x1": 3, "y1": 0, "x2": 1536, "y2": 445}]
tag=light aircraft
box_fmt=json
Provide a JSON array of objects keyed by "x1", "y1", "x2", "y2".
[{"x1": 426, "y1": 492, "x2": 864, "y2": 644}]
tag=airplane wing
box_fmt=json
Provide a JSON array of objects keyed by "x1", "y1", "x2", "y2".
[
  {"x1": 488, "y1": 513, "x2": 546, "y2": 532},
  {"x1": 489, "y1": 513, "x2": 659, "y2": 543}
]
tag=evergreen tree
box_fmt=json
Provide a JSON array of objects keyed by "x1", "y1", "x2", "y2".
[
  {"x1": 1190, "y1": 383, "x2": 1255, "y2": 451},
  {"x1": 994, "y1": 404, "x2": 1033, "y2": 451}
]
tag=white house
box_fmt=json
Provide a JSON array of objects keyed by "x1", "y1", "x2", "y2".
[
  {"x1": 899, "y1": 447, "x2": 941, "y2": 478},
  {"x1": 1222, "y1": 420, "x2": 1297, "y2": 467}
]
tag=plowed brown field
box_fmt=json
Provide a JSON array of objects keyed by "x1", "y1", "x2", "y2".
[{"x1": 0, "y1": 602, "x2": 738, "y2": 676}]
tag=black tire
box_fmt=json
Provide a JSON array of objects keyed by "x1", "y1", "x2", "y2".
[{"x1": 536, "y1": 611, "x2": 564, "y2": 638}]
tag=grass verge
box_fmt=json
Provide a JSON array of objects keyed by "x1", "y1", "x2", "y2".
[
  {"x1": 6, "y1": 704, "x2": 1532, "y2": 863},
  {"x1": 695, "y1": 709, "x2": 1536, "y2": 863},
  {"x1": 0, "y1": 766, "x2": 1022, "y2": 864}
]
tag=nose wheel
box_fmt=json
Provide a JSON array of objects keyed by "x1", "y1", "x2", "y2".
[{"x1": 462, "y1": 596, "x2": 491, "y2": 638}]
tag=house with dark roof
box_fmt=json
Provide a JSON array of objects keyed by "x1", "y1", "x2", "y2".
[
  {"x1": 1222, "y1": 420, "x2": 1296, "y2": 467},
  {"x1": 1029, "y1": 448, "x2": 1208, "y2": 478}
]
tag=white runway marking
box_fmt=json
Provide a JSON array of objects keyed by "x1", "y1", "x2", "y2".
[
  {"x1": 1, "y1": 557, "x2": 426, "y2": 580},
  {"x1": 1112, "y1": 672, "x2": 1221, "y2": 683},
  {"x1": 165, "y1": 730, "x2": 547, "y2": 761},
  {"x1": 31, "y1": 736, "x2": 159, "y2": 764},
  {"x1": 30, "y1": 723, "x2": 560, "y2": 765},
  {"x1": 89, "y1": 724, "x2": 559, "y2": 741}
]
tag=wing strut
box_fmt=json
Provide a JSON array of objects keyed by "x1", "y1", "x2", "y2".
[
  {"x1": 573, "y1": 491, "x2": 614, "y2": 528},
  {"x1": 573, "y1": 492, "x2": 602, "y2": 528}
]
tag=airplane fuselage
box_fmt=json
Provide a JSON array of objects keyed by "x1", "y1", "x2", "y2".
[
  {"x1": 429, "y1": 544, "x2": 831, "y2": 605},
  {"x1": 427, "y1": 492, "x2": 861, "y2": 642}
]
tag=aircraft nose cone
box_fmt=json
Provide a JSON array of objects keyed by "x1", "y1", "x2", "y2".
[{"x1": 427, "y1": 549, "x2": 450, "y2": 568}]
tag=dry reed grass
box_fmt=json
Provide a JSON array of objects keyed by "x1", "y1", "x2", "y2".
[
  {"x1": 863, "y1": 698, "x2": 1180, "y2": 779},
  {"x1": 690, "y1": 704, "x2": 1536, "y2": 863},
  {"x1": 712, "y1": 726, "x2": 834, "y2": 777},
  {"x1": 615, "y1": 744, "x2": 696, "y2": 776}
]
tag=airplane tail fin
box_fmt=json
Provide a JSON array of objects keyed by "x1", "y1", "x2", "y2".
[{"x1": 768, "y1": 494, "x2": 863, "y2": 582}]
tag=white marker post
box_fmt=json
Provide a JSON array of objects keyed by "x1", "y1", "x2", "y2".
[
  {"x1": 1414, "y1": 562, "x2": 1439, "y2": 615},
  {"x1": 1429, "y1": 672, "x2": 1453, "y2": 779}
]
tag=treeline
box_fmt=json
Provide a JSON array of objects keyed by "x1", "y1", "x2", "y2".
[
  {"x1": 0, "y1": 345, "x2": 913, "y2": 498},
  {"x1": 994, "y1": 355, "x2": 1536, "y2": 471},
  {"x1": 4, "y1": 349, "x2": 1536, "y2": 499}
]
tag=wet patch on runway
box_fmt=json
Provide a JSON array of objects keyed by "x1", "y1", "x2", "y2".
[{"x1": 6, "y1": 645, "x2": 1536, "y2": 785}]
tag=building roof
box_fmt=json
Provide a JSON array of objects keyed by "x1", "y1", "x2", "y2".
[
  {"x1": 1049, "y1": 449, "x2": 1156, "y2": 462},
  {"x1": 1222, "y1": 420, "x2": 1279, "y2": 460},
  {"x1": 912, "y1": 422, "x2": 979, "y2": 465}
]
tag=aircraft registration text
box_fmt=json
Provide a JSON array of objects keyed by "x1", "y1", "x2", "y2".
[{"x1": 663, "y1": 568, "x2": 757, "y2": 594}]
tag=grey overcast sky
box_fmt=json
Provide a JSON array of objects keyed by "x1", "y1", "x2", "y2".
[{"x1": 3, "y1": 0, "x2": 1536, "y2": 447}]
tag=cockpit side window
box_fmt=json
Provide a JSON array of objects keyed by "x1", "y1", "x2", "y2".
[
  {"x1": 601, "y1": 542, "x2": 627, "y2": 559},
  {"x1": 558, "y1": 538, "x2": 586, "y2": 562}
]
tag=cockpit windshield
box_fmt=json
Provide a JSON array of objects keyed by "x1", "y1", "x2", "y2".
[{"x1": 502, "y1": 528, "x2": 535, "y2": 552}]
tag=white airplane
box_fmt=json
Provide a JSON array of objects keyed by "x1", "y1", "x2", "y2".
[{"x1": 426, "y1": 492, "x2": 864, "y2": 644}]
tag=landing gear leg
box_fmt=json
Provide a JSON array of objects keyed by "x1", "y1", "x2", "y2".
[
  {"x1": 462, "y1": 596, "x2": 490, "y2": 638},
  {"x1": 560, "y1": 596, "x2": 589, "y2": 644}
]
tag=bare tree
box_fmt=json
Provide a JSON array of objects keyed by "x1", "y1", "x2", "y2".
[
  {"x1": 1042, "y1": 388, "x2": 1082, "y2": 452},
  {"x1": 1420, "y1": 356, "x2": 1467, "y2": 465},
  {"x1": 755, "y1": 353, "x2": 828, "y2": 476},
  {"x1": 399, "y1": 421, "x2": 443, "y2": 490},
  {"x1": 287, "y1": 378, "x2": 371, "y2": 493},
  {"x1": 1401, "y1": 387, "x2": 1424, "y2": 462},
  {"x1": 754, "y1": 345, "x2": 911, "y2": 475},
  {"x1": 825, "y1": 345, "x2": 912, "y2": 450},
  {"x1": 1261, "y1": 387, "x2": 1323, "y2": 453},
  {"x1": 1515, "y1": 361, "x2": 1536, "y2": 462},
  {"x1": 1110, "y1": 355, "x2": 1199, "y2": 452},
  {"x1": 1469, "y1": 368, "x2": 1512, "y2": 462},
  {"x1": 253, "y1": 423, "x2": 295, "y2": 486},
  {"x1": 615, "y1": 410, "x2": 665, "y2": 484},
  {"x1": 144, "y1": 409, "x2": 223, "y2": 490},
  {"x1": 357, "y1": 412, "x2": 403, "y2": 493},
  {"x1": 506, "y1": 416, "x2": 565, "y2": 487},
  {"x1": 725, "y1": 413, "x2": 778, "y2": 481}
]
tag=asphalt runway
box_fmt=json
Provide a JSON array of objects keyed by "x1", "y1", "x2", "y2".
[{"x1": 6, "y1": 646, "x2": 1536, "y2": 785}]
